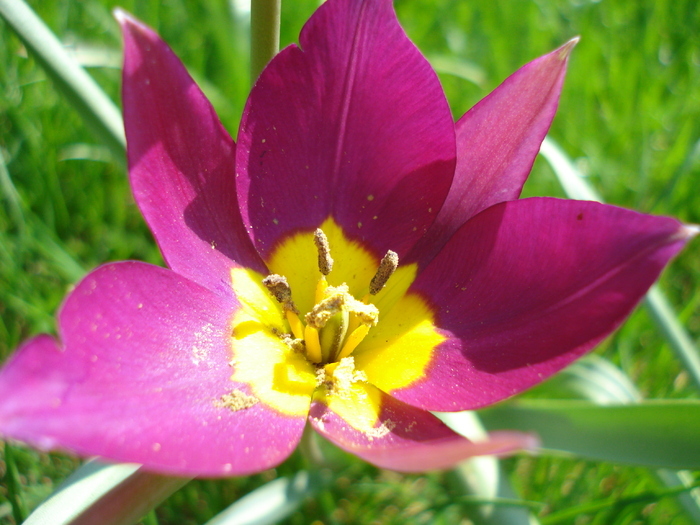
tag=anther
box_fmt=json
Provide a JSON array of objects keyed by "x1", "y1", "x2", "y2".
[
  {"x1": 262, "y1": 274, "x2": 298, "y2": 314},
  {"x1": 369, "y1": 250, "x2": 399, "y2": 295},
  {"x1": 263, "y1": 274, "x2": 304, "y2": 339},
  {"x1": 314, "y1": 229, "x2": 334, "y2": 275},
  {"x1": 305, "y1": 292, "x2": 346, "y2": 329}
]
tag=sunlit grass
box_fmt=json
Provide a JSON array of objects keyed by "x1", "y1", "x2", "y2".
[{"x1": 1, "y1": 0, "x2": 699, "y2": 523}]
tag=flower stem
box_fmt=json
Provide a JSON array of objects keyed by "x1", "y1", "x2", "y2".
[
  {"x1": 298, "y1": 423, "x2": 326, "y2": 467},
  {"x1": 250, "y1": 0, "x2": 281, "y2": 82}
]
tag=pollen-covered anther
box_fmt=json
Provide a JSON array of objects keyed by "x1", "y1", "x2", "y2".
[
  {"x1": 263, "y1": 274, "x2": 304, "y2": 340},
  {"x1": 346, "y1": 298, "x2": 379, "y2": 327},
  {"x1": 305, "y1": 288, "x2": 347, "y2": 329},
  {"x1": 279, "y1": 333, "x2": 305, "y2": 353},
  {"x1": 369, "y1": 250, "x2": 399, "y2": 295},
  {"x1": 262, "y1": 274, "x2": 298, "y2": 314},
  {"x1": 314, "y1": 228, "x2": 334, "y2": 275}
]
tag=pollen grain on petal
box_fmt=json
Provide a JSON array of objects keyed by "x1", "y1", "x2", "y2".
[
  {"x1": 328, "y1": 356, "x2": 368, "y2": 398},
  {"x1": 215, "y1": 390, "x2": 259, "y2": 412},
  {"x1": 366, "y1": 419, "x2": 396, "y2": 440}
]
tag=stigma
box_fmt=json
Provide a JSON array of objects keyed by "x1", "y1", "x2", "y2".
[{"x1": 263, "y1": 228, "x2": 398, "y2": 365}]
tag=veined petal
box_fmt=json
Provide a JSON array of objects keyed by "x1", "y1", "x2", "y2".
[
  {"x1": 309, "y1": 383, "x2": 535, "y2": 472},
  {"x1": 0, "y1": 263, "x2": 305, "y2": 476},
  {"x1": 394, "y1": 198, "x2": 694, "y2": 411},
  {"x1": 236, "y1": 0, "x2": 455, "y2": 260},
  {"x1": 410, "y1": 40, "x2": 577, "y2": 265},
  {"x1": 118, "y1": 11, "x2": 265, "y2": 297}
]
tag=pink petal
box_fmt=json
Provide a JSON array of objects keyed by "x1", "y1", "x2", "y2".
[
  {"x1": 410, "y1": 39, "x2": 577, "y2": 265},
  {"x1": 393, "y1": 198, "x2": 694, "y2": 411},
  {"x1": 236, "y1": 0, "x2": 455, "y2": 260},
  {"x1": 118, "y1": 11, "x2": 265, "y2": 297},
  {"x1": 0, "y1": 263, "x2": 305, "y2": 476},
  {"x1": 309, "y1": 386, "x2": 536, "y2": 472}
]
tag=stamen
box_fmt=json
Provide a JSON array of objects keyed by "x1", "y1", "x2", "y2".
[
  {"x1": 314, "y1": 229, "x2": 334, "y2": 275},
  {"x1": 336, "y1": 324, "x2": 370, "y2": 360},
  {"x1": 346, "y1": 310, "x2": 361, "y2": 338},
  {"x1": 315, "y1": 276, "x2": 329, "y2": 305},
  {"x1": 304, "y1": 325, "x2": 322, "y2": 363},
  {"x1": 262, "y1": 274, "x2": 299, "y2": 314},
  {"x1": 305, "y1": 291, "x2": 346, "y2": 329},
  {"x1": 286, "y1": 310, "x2": 305, "y2": 340},
  {"x1": 345, "y1": 297, "x2": 379, "y2": 327},
  {"x1": 279, "y1": 333, "x2": 306, "y2": 353},
  {"x1": 264, "y1": 234, "x2": 393, "y2": 365},
  {"x1": 369, "y1": 250, "x2": 399, "y2": 295}
]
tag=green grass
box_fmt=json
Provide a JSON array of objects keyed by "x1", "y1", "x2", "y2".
[{"x1": 1, "y1": 0, "x2": 700, "y2": 523}]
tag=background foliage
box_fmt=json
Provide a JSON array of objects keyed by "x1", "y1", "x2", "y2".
[{"x1": 1, "y1": 0, "x2": 699, "y2": 523}]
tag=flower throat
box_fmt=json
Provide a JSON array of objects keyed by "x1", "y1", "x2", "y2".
[{"x1": 263, "y1": 229, "x2": 398, "y2": 365}]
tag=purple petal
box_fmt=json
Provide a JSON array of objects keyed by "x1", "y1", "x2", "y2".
[
  {"x1": 393, "y1": 198, "x2": 694, "y2": 411},
  {"x1": 236, "y1": 0, "x2": 455, "y2": 260},
  {"x1": 410, "y1": 40, "x2": 577, "y2": 265},
  {"x1": 118, "y1": 11, "x2": 265, "y2": 297},
  {"x1": 0, "y1": 262, "x2": 305, "y2": 476},
  {"x1": 309, "y1": 384, "x2": 536, "y2": 472}
]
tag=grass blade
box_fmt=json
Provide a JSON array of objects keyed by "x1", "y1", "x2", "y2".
[
  {"x1": 204, "y1": 470, "x2": 328, "y2": 525},
  {"x1": 0, "y1": 0, "x2": 125, "y2": 164}
]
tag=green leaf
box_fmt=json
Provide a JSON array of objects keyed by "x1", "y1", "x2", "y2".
[
  {"x1": 540, "y1": 480, "x2": 700, "y2": 524},
  {"x1": 204, "y1": 470, "x2": 328, "y2": 525},
  {"x1": 535, "y1": 356, "x2": 700, "y2": 521},
  {"x1": 439, "y1": 411, "x2": 536, "y2": 525},
  {"x1": 23, "y1": 460, "x2": 188, "y2": 525},
  {"x1": 480, "y1": 399, "x2": 700, "y2": 469},
  {"x1": 535, "y1": 355, "x2": 640, "y2": 403}
]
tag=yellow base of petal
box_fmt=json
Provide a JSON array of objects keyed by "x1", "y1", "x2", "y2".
[{"x1": 229, "y1": 218, "x2": 445, "y2": 422}]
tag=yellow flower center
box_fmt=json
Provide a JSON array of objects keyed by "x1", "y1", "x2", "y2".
[
  {"x1": 228, "y1": 218, "x2": 445, "y2": 424},
  {"x1": 263, "y1": 227, "x2": 396, "y2": 366}
]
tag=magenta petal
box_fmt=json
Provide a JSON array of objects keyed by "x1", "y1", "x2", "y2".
[
  {"x1": 236, "y1": 0, "x2": 455, "y2": 259},
  {"x1": 0, "y1": 263, "x2": 305, "y2": 476},
  {"x1": 118, "y1": 11, "x2": 265, "y2": 296},
  {"x1": 309, "y1": 390, "x2": 535, "y2": 472},
  {"x1": 410, "y1": 40, "x2": 577, "y2": 265},
  {"x1": 397, "y1": 198, "x2": 693, "y2": 411}
]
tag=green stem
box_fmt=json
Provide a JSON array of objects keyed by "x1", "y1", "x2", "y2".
[
  {"x1": 4, "y1": 442, "x2": 28, "y2": 523},
  {"x1": 250, "y1": 0, "x2": 281, "y2": 82},
  {"x1": 298, "y1": 423, "x2": 326, "y2": 468}
]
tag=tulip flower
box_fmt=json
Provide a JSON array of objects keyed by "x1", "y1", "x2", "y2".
[{"x1": 0, "y1": 0, "x2": 694, "y2": 476}]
